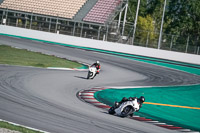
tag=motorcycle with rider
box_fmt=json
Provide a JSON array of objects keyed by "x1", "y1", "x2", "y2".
[
  {"x1": 108, "y1": 96, "x2": 145, "y2": 117},
  {"x1": 87, "y1": 61, "x2": 101, "y2": 79}
]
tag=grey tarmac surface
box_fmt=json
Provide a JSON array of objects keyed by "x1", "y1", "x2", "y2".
[{"x1": 0, "y1": 35, "x2": 200, "y2": 133}]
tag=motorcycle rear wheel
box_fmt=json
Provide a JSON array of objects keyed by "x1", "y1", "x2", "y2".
[{"x1": 121, "y1": 106, "x2": 133, "y2": 117}]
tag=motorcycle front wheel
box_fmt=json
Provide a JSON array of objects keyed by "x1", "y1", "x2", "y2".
[
  {"x1": 108, "y1": 107, "x2": 115, "y2": 115},
  {"x1": 87, "y1": 71, "x2": 93, "y2": 79}
]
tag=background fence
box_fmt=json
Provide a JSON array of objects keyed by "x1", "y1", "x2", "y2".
[{"x1": 0, "y1": 8, "x2": 199, "y2": 55}]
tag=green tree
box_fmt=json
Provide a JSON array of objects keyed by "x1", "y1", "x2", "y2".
[
  {"x1": 135, "y1": 15, "x2": 157, "y2": 46},
  {"x1": 127, "y1": 0, "x2": 148, "y2": 22},
  {"x1": 166, "y1": 0, "x2": 200, "y2": 37},
  {"x1": 137, "y1": 15, "x2": 155, "y2": 34},
  {"x1": 125, "y1": 0, "x2": 159, "y2": 46},
  {"x1": 146, "y1": 0, "x2": 166, "y2": 32},
  {"x1": 127, "y1": 0, "x2": 167, "y2": 32}
]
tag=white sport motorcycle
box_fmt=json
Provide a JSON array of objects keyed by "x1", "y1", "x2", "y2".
[
  {"x1": 87, "y1": 66, "x2": 97, "y2": 79},
  {"x1": 108, "y1": 99, "x2": 140, "y2": 117}
]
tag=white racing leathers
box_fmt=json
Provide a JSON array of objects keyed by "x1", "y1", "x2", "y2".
[
  {"x1": 87, "y1": 66, "x2": 97, "y2": 79},
  {"x1": 111, "y1": 99, "x2": 140, "y2": 117}
]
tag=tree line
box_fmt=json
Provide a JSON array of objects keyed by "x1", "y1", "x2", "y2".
[{"x1": 127, "y1": 0, "x2": 200, "y2": 47}]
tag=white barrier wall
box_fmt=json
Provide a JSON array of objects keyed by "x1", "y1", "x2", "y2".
[{"x1": 0, "y1": 25, "x2": 199, "y2": 65}]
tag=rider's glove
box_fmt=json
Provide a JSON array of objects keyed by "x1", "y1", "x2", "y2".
[{"x1": 114, "y1": 102, "x2": 119, "y2": 108}]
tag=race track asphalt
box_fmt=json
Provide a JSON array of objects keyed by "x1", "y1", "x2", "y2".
[{"x1": 0, "y1": 35, "x2": 200, "y2": 133}]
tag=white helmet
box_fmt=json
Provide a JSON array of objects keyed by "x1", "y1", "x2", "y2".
[{"x1": 96, "y1": 61, "x2": 100, "y2": 64}]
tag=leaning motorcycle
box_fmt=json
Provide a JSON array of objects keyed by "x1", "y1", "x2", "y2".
[
  {"x1": 87, "y1": 66, "x2": 97, "y2": 79},
  {"x1": 108, "y1": 100, "x2": 139, "y2": 117}
]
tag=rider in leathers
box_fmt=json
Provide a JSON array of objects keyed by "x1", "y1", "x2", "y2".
[
  {"x1": 91, "y1": 61, "x2": 101, "y2": 74},
  {"x1": 115, "y1": 96, "x2": 145, "y2": 113}
]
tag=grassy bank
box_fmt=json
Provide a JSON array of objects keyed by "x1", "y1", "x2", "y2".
[
  {"x1": 0, "y1": 121, "x2": 42, "y2": 133},
  {"x1": 0, "y1": 45, "x2": 82, "y2": 68},
  {"x1": 0, "y1": 44, "x2": 84, "y2": 132}
]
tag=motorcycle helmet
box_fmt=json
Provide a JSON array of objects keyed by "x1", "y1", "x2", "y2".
[
  {"x1": 138, "y1": 96, "x2": 145, "y2": 103},
  {"x1": 96, "y1": 61, "x2": 100, "y2": 64}
]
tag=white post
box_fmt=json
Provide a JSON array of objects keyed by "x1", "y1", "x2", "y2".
[
  {"x1": 3, "y1": 18, "x2": 6, "y2": 25},
  {"x1": 132, "y1": 0, "x2": 140, "y2": 45},
  {"x1": 158, "y1": 0, "x2": 167, "y2": 49},
  {"x1": 170, "y1": 35, "x2": 174, "y2": 50},
  {"x1": 30, "y1": 12, "x2": 33, "y2": 29},
  {"x1": 122, "y1": 1, "x2": 128, "y2": 36},
  {"x1": 118, "y1": 11, "x2": 122, "y2": 31},
  {"x1": 1, "y1": 10, "x2": 4, "y2": 24},
  {"x1": 185, "y1": 36, "x2": 189, "y2": 53},
  {"x1": 146, "y1": 32, "x2": 150, "y2": 47},
  {"x1": 197, "y1": 46, "x2": 200, "y2": 55},
  {"x1": 103, "y1": 34, "x2": 105, "y2": 41}
]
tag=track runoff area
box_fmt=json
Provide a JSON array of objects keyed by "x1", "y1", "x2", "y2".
[
  {"x1": 1, "y1": 34, "x2": 199, "y2": 132},
  {"x1": 79, "y1": 53, "x2": 200, "y2": 132}
]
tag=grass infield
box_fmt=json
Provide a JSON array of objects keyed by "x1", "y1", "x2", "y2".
[
  {"x1": 0, "y1": 121, "x2": 42, "y2": 133},
  {"x1": 0, "y1": 45, "x2": 82, "y2": 68},
  {"x1": 0, "y1": 44, "x2": 83, "y2": 132}
]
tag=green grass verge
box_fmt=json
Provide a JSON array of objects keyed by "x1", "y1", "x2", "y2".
[
  {"x1": 0, "y1": 121, "x2": 42, "y2": 133},
  {"x1": 0, "y1": 44, "x2": 85, "y2": 132},
  {"x1": 0, "y1": 45, "x2": 82, "y2": 68}
]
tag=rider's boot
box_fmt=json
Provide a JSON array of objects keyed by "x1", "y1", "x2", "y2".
[{"x1": 130, "y1": 113, "x2": 134, "y2": 117}]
